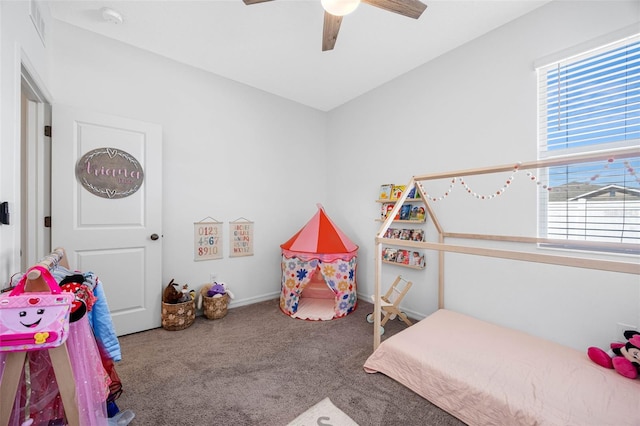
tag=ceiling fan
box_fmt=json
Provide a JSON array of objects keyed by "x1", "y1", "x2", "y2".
[{"x1": 242, "y1": 0, "x2": 427, "y2": 51}]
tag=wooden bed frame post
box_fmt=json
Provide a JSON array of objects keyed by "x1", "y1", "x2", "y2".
[
  {"x1": 416, "y1": 183, "x2": 445, "y2": 310},
  {"x1": 438, "y1": 234, "x2": 444, "y2": 309},
  {"x1": 374, "y1": 239, "x2": 383, "y2": 349}
]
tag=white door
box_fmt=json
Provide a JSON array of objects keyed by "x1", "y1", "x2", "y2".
[{"x1": 51, "y1": 105, "x2": 162, "y2": 336}]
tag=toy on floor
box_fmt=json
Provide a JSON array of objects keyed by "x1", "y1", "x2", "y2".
[
  {"x1": 279, "y1": 204, "x2": 358, "y2": 321},
  {"x1": 587, "y1": 330, "x2": 640, "y2": 379},
  {"x1": 366, "y1": 275, "x2": 413, "y2": 335}
]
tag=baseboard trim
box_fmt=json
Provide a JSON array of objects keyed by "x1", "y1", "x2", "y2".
[{"x1": 227, "y1": 292, "x2": 280, "y2": 309}]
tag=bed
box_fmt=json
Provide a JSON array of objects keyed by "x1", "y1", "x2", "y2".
[
  {"x1": 364, "y1": 309, "x2": 640, "y2": 426},
  {"x1": 365, "y1": 147, "x2": 640, "y2": 425}
]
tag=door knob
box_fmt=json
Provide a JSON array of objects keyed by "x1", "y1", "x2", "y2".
[{"x1": 150, "y1": 233, "x2": 159, "y2": 240}]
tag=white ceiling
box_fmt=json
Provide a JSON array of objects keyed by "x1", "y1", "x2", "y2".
[{"x1": 47, "y1": 0, "x2": 550, "y2": 111}]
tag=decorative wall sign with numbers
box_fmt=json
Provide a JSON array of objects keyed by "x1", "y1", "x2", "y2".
[
  {"x1": 229, "y1": 218, "x2": 254, "y2": 257},
  {"x1": 194, "y1": 218, "x2": 223, "y2": 261}
]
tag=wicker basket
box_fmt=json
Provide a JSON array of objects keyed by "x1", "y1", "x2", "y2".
[
  {"x1": 161, "y1": 299, "x2": 195, "y2": 331},
  {"x1": 203, "y1": 294, "x2": 229, "y2": 320}
]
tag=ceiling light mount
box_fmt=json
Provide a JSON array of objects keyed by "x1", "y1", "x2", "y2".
[
  {"x1": 100, "y1": 7, "x2": 124, "y2": 24},
  {"x1": 321, "y1": 0, "x2": 361, "y2": 16}
]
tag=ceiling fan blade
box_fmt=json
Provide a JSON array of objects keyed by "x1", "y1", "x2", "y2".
[
  {"x1": 362, "y1": 0, "x2": 427, "y2": 19},
  {"x1": 322, "y1": 12, "x2": 343, "y2": 52},
  {"x1": 243, "y1": 0, "x2": 274, "y2": 5}
]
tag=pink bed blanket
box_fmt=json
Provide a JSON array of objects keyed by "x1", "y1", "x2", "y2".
[{"x1": 364, "y1": 309, "x2": 640, "y2": 426}]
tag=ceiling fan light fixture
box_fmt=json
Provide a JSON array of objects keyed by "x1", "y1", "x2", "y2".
[{"x1": 321, "y1": 0, "x2": 360, "y2": 16}]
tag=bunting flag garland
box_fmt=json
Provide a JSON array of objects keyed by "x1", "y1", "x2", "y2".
[{"x1": 417, "y1": 157, "x2": 638, "y2": 202}]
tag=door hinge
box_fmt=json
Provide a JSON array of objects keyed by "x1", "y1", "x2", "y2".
[
  {"x1": 44, "y1": 216, "x2": 51, "y2": 228},
  {"x1": 44, "y1": 125, "x2": 52, "y2": 137}
]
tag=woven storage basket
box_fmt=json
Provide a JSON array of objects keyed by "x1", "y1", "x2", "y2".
[
  {"x1": 161, "y1": 299, "x2": 195, "y2": 330},
  {"x1": 203, "y1": 294, "x2": 229, "y2": 320}
]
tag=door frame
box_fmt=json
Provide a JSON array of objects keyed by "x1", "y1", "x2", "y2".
[{"x1": 20, "y1": 63, "x2": 52, "y2": 271}]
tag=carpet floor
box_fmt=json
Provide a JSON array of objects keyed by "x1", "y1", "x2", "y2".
[{"x1": 113, "y1": 298, "x2": 465, "y2": 426}]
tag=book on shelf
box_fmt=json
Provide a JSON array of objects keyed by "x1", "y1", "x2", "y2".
[
  {"x1": 380, "y1": 203, "x2": 388, "y2": 220},
  {"x1": 406, "y1": 187, "x2": 416, "y2": 199},
  {"x1": 410, "y1": 229, "x2": 424, "y2": 242},
  {"x1": 385, "y1": 228, "x2": 423, "y2": 241},
  {"x1": 410, "y1": 206, "x2": 426, "y2": 221},
  {"x1": 381, "y1": 203, "x2": 399, "y2": 221},
  {"x1": 379, "y1": 184, "x2": 393, "y2": 200},
  {"x1": 396, "y1": 249, "x2": 410, "y2": 265},
  {"x1": 399, "y1": 204, "x2": 411, "y2": 220},
  {"x1": 408, "y1": 251, "x2": 425, "y2": 268},
  {"x1": 391, "y1": 185, "x2": 406, "y2": 200},
  {"x1": 382, "y1": 247, "x2": 398, "y2": 262}
]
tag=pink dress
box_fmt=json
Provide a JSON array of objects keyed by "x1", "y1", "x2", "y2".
[{"x1": 0, "y1": 315, "x2": 109, "y2": 425}]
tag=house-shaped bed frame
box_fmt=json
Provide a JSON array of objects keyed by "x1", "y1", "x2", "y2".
[{"x1": 366, "y1": 146, "x2": 640, "y2": 426}]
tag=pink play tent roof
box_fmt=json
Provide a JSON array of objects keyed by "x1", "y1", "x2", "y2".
[{"x1": 281, "y1": 204, "x2": 358, "y2": 262}]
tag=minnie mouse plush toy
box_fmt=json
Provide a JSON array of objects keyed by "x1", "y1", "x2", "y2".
[{"x1": 588, "y1": 330, "x2": 640, "y2": 379}]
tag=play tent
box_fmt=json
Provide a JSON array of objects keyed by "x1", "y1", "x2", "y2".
[{"x1": 280, "y1": 204, "x2": 358, "y2": 320}]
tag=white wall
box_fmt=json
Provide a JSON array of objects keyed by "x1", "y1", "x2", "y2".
[
  {"x1": 50, "y1": 20, "x2": 328, "y2": 306},
  {"x1": 326, "y1": 0, "x2": 640, "y2": 350},
  {"x1": 0, "y1": 1, "x2": 53, "y2": 284}
]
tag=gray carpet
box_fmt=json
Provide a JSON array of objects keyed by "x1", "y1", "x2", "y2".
[{"x1": 114, "y1": 299, "x2": 465, "y2": 426}]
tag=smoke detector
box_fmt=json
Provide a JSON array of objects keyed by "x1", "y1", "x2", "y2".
[{"x1": 100, "y1": 7, "x2": 124, "y2": 24}]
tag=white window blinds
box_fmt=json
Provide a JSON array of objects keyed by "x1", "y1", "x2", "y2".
[
  {"x1": 538, "y1": 34, "x2": 640, "y2": 153},
  {"x1": 537, "y1": 34, "x2": 640, "y2": 252}
]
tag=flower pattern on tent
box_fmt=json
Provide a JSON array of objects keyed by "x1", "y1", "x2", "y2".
[{"x1": 280, "y1": 255, "x2": 357, "y2": 318}]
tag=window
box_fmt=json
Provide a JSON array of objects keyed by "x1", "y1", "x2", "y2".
[{"x1": 537, "y1": 33, "x2": 640, "y2": 253}]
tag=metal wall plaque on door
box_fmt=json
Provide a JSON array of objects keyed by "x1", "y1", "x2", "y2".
[{"x1": 75, "y1": 147, "x2": 144, "y2": 199}]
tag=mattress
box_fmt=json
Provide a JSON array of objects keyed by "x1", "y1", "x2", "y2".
[{"x1": 364, "y1": 309, "x2": 640, "y2": 426}]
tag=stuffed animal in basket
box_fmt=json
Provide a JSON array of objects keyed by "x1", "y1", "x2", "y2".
[
  {"x1": 162, "y1": 279, "x2": 183, "y2": 304},
  {"x1": 180, "y1": 284, "x2": 195, "y2": 302},
  {"x1": 197, "y1": 282, "x2": 234, "y2": 309},
  {"x1": 587, "y1": 330, "x2": 640, "y2": 379},
  {"x1": 206, "y1": 282, "x2": 235, "y2": 300}
]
